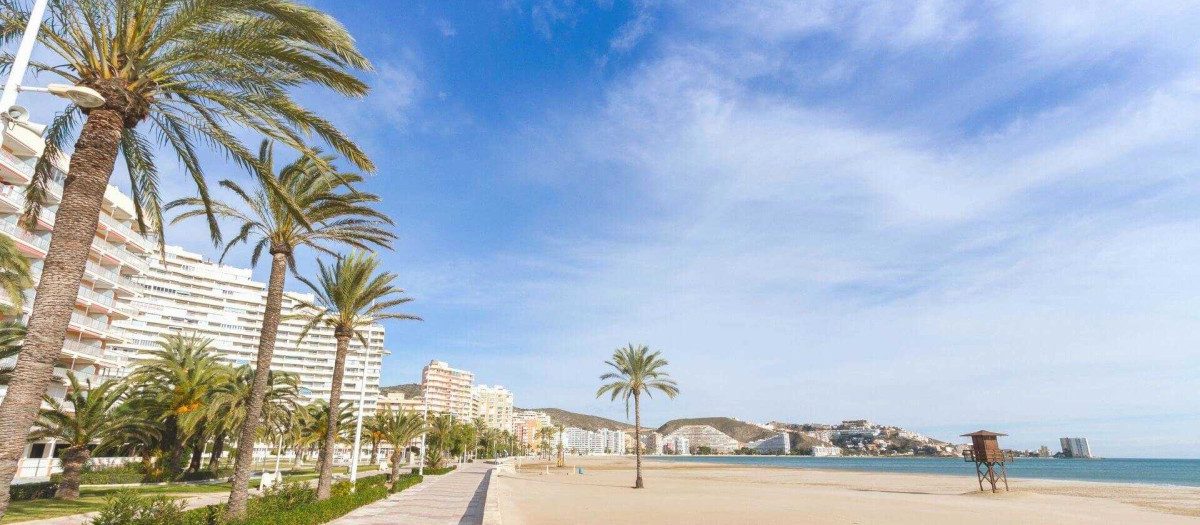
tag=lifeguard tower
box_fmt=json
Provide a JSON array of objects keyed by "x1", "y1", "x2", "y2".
[{"x1": 961, "y1": 430, "x2": 1012, "y2": 493}]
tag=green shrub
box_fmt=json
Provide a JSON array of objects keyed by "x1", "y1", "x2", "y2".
[
  {"x1": 88, "y1": 491, "x2": 188, "y2": 525},
  {"x1": 413, "y1": 465, "x2": 456, "y2": 476},
  {"x1": 177, "y1": 469, "x2": 231, "y2": 482},
  {"x1": 9, "y1": 481, "x2": 57, "y2": 501},
  {"x1": 390, "y1": 474, "x2": 423, "y2": 494}
]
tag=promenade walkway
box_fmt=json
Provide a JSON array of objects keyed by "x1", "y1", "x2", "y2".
[{"x1": 332, "y1": 462, "x2": 496, "y2": 525}]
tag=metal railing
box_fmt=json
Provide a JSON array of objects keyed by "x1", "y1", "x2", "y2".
[
  {"x1": 0, "y1": 216, "x2": 48, "y2": 251},
  {"x1": 0, "y1": 148, "x2": 34, "y2": 178},
  {"x1": 77, "y1": 286, "x2": 116, "y2": 308},
  {"x1": 62, "y1": 339, "x2": 106, "y2": 358},
  {"x1": 99, "y1": 213, "x2": 151, "y2": 250},
  {"x1": 84, "y1": 261, "x2": 139, "y2": 291},
  {"x1": 69, "y1": 311, "x2": 110, "y2": 333}
]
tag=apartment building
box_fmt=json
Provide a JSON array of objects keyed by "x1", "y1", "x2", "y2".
[
  {"x1": 472, "y1": 384, "x2": 514, "y2": 431},
  {"x1": 108, "y1": 245, "x2": 386, "y2": 412},
  {"x1": 664, "y1": 425, "x2": 740, "y2": 454},
  {"x1": 377, "y1": 389, "x2": 425, "y2": 415},
  {"x1": 1059, "y1": 437, "x2": 1093, "y2": 459},
  {"x1": 421, "y1": 360, "x2": 473, "y2": 418},
  {"x1": 2, "y1": 115, "x2": 152, "y2": 478},
  {"x1": 514, "y1": 410, "x2": 552, "y2": 450}
]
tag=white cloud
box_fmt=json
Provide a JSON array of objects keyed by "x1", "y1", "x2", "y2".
[{"x1": 435, "y1": 18, "x2": 457, "y2": 37}]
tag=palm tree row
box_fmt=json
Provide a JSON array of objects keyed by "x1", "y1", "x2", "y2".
[{"x1": 0, "y1": 0, "x2": 419, "y2": 520}]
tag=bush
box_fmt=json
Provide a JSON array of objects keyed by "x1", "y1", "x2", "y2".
[
  {"x1": 9, "y1": 481, "x2": 57, "y2": 501},
  {"x1": 51, "y1": 463, "x2": 231, "y2": 485},
  {"x1": 390, "y1": 474, "x2": 422, "y2": 494},
  {"x1": 413, "y1": 465, "x2": 456, "y2": 476},
  {"x1": 88, "y1": 491, "x2": 188, "y2": 525},
  {"x1": 177, "y1": 469, "x2": 232, "y2": 482},
  {"x1": 179, "y1": 477, "x2": 392, "y2": 525}
]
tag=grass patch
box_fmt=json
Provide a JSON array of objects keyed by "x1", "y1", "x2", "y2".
[{"x1": 1, "y1": 483, "x2": 229, "y2": 523}]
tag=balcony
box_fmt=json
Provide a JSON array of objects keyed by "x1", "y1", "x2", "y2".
[
  {"x1": 0, "y1": 216, "x2": 48, "y2": 257},
  {"x1": 83, "y1": 261, "x2": 139, "y2": 294},
  {"x1": 91, "y1": 240, "x2": 148, "y2": 273},
  {"x1": 0, "y1": 148, "x2": 33, "y2": 184},
  {"x1": 97, "y1": 213, "x2": 151, "y2": 252}
]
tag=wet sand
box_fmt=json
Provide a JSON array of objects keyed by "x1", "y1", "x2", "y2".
[{"x1": 496, "y1": 456, "x2": 1200, "y2": 524}]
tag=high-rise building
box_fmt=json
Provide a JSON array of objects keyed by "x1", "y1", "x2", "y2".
[
  {"x1": 2, "y1": 116, "x2": 153, "y2": 479},
  {"x1": 472, "y1": 384, "x2": 514, "y2": 431},
  {"x1": 747, "y1": 432, "x2": 790, "y2": 454},
  {"x1": 664, "y1": 425, "x2": 740, "y2": 453},
  {"x1": 108, "y1": 245, "x2": 386, "y2": 412},
  {"x1": 1059, "y1": 437, "x2": 1093, "y2": 459},
  {"x1": 514, "y1": 410, "x2": 552, "y2": 449},
  {"x1": 421, "y1": 360, "x2": 474, "y2": 418}
]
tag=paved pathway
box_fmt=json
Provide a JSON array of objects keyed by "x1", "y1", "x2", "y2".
[{"x1": 332, "y1": 462, "x2": 495, "y2": 525}]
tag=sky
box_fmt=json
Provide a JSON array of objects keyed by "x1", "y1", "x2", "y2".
[{"x1": 12, "y1": 0, "x2": 1200, "y2": 458}]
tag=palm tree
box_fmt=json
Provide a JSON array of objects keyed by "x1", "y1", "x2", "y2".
[
  {"x1": 206, "y1": 366, "x2": 300, "y2": 472},
  {"x1": 294, "y1": 252, "x2": 417, "y2": 499},
  {"x1": 364, "y1": 415, "x2": 385, "y2": 465},
  {"x1": 596, "y1": 344, "x2": 680, "y2": 489},
  {"x1": 0, "y1": 1, "x2": 372, "y2": 514},
  {"x1": 536, "y1": 426, "x2": 555, "y2": 461},
  {"x1": 29, "y1": 373, "x2": 143, "y2": 499},
  {"x1": 0, "y1": 235, "x2": 32, "y2": 314},
  {"x1": 126, "y1": 334, "x2": 230, "y2": 475},
  {"x1": 166, "y1": 140, "x2": 392, "y2": 515},
  {"x1": 555, "y1": 424, "x2": 566, "y2": 467},
  {"x1": 425, "y1": 414, "x2": 456, "y2": 457},
  {"x1": 0, "y1": 321, "x2": 25, "y2": 385},
  {"x1": 376, "y1": 408, "x2": 424, "y2": 483},
  {"x1": 298, "y1": 400, "x2": 354, "y2": 474}
]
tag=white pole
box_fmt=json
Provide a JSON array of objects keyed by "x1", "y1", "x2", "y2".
[
  {"x1": 0, "y1": 0, "x2": 49, "y2": 116},
  {"x1": 347, "y1": 344, "x2": 371, "y2": 490},
  {"x1": 418, "y1": 402, "x2": 427, "y2": 476}
]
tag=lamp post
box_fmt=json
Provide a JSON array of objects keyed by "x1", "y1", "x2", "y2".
[
  {"x1": 0, "y1": 0, "x2": 106, "y2": 148},
  {"x1": 347, "y1": 343, "x2": 372, "y2": 490},
  {"x1": 418, "y1": 402, "x2": 427, "y2": 476}
]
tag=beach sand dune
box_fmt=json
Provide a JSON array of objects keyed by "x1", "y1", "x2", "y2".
[{"x1": 496, "y1": 457, "x2": 1200, "y2": 524}]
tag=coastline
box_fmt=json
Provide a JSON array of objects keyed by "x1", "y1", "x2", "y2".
[{"x1": 496, "y1": 456, "x2": 1200, "y2": 524}]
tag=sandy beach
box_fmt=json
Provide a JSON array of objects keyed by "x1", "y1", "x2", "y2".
[{"x1": 496, "y1": 456, "x2": 1200, "y2": 524}]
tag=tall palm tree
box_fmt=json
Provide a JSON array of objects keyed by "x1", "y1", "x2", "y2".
[
  {"x1": 364, "y1": 415, "x2": 385, "y2": 465},
  {"x1": 126, "y1": 334, "x2": 230, "y2": 475},
  {"x1": 294, "y1": 252, "x2": 417, "y2": 499},
  {"x1": 376, "y1": 408, "x2": 424, "y2": 483},
  {"x1": 596, "y1": 344, "x2": 679, "y2": 489},
  {"x1": 205, "y1": 366, "x2": 300, "y2": 472},
  {"x1": 0, "y1": 1, "x2": 374, "y2": 514},
  {"x1": 29, "y1": 373, "x2": 144, "y2": 499},
  {"x1": 536, "y1": 426, "x2": 555, "y2": 461},
  {"x1": 555, "y1": 424, "x2": 566, "y2": 467},
  {"x1": 167, "y1": 139, "x2": 392, "y2": 515}
]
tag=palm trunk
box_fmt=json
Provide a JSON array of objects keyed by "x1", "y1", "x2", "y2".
[
  {"x1": 164, "y1": 417, "x2": 182, "y2": 475},
  {"x1": 634, "y1": 392, "x2": 643, "y2": 489},
  {"x1": 208, "y1": 432, "x2": 225, "y2": 472},
  {"x1": 390, "y1": 450, "x2": 402, "y2": 484},
  {"x1": 225, "y1": 251, "x2": 288, "y2": 519},
  {"x1": 54, "y1": 446, "x2": 89, "y2": 500},
  {"x1": 0, "y1": 107, "x2": 124, "y2": 517},
  {"x1": 317, "y1": 331, "x2": 351, "y2": 500},
  {"x1": 370, "y1": 440, "x2": 378, "y2": 465},
  {"x1": 188, "y1": 436, "x2": 204, "y2": 473}
]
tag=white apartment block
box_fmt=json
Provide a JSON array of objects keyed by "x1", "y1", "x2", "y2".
[
  {"x1": 472, "y1": 384, "x2": 514, "y2": 431},
  {"x1": 108, "y1": 245, "x2": 386, "y2": 412},
  {"x1": 421, "y1": 360, "x2": 473, "y2": 418},
  {"x1": 664, "y1": 425, "x2": 740, "y2": 453},
  {"x1": 559, "y1": 427, "x2": 628, "y2": 455},
  {"x1": 2, "y1": 114, "x2": 153, "y2": 478}
]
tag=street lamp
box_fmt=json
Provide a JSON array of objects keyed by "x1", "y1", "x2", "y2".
[
  {"x1": 0, "y1": 0, "x2": 106, "y2": 147},
  {"x1": 418, "y1": 402, "x2": 427, "y2": 476},
  {"x1": 347, "y1": 343, "x2": 373, "y2": 490}
]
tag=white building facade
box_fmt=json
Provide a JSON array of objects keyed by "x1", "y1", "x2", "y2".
[
  {"x1": 472, "y1": 384, "x2": 514, "y2": 431},
  {"x1": 421, "y1": 360, "x2": 474, "y2": 418},
  {"x1": 109, "y1": 245, "x2": 386, "y2": 412}
]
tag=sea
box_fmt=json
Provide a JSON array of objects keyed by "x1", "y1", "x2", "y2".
[{"x1": 649, "y1": 456, "x2": 1200, "y2": 487}]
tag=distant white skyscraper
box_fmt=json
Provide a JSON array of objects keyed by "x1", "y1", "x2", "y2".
[{"x1": 109, "y1": 245, "x2": 387, "y2": 412}]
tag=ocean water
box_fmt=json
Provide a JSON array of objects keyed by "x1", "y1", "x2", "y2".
[{"x1": 649, "y1": 456, "x2": 1200, "y2": 487}]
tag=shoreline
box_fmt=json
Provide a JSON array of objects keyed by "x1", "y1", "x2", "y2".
[
  {"x1": 646, "y1": 455, "x2": 1200, "y2": 489},
  {"x1": 498, "y1": 456, "x2": 1200, "y2": 524}
]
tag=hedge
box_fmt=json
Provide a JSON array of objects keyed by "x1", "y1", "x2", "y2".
[
  {"x1": 170, "y1": 474, "x2": 392, "y2": 525},
  {"x1": 411, "y1": 465, "x2": 455, "y2": 476},
  {"x1": 50, "y1": 464, "x2": 232, "y2": 485},
  {"x1": 9, "y1": 481, "x2": 57, "y2": 501},
  {"x1": 390, "y1": 473, "x2": 423, "y2": 494}
]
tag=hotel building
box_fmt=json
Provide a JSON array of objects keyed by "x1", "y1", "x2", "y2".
[
  {"x1": 2, "y1": 114, "x2": 152, "y2": 478},
  {"x1": 663, "y1": 425, "x2": 740, "y2": 454},
  {"x1": 421, "y1": 360, "x2": 474, "y2": 419},
  {"x1": 472, "y1": 384, "x2": 514, "y2": 431},
  {"x1": 108, "y1": 245, "x2": 386, "y2": 412},
  {"x1": 1059, "y1": 437, "x2": 1093, "y2": 459}
]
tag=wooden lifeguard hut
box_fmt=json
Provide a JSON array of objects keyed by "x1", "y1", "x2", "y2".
[{"x1": 961, "y1": 430, "x2": 1012, "y2": 493}]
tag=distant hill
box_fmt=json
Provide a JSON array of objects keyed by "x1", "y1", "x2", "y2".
[
  {"x1": 380, "y1": 383, "x2": 421, "y2": 398},
  {"x1": 517, "y1": 407, "x2": 635, "y2": 432},
  {"x1": 657, "y1": 417, "x2": 775, "y2": 443}
]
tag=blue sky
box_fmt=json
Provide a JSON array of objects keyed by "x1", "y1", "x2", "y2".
[{"x1": 14, "y1": 0, "x2": 1200, "y2": 457}]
